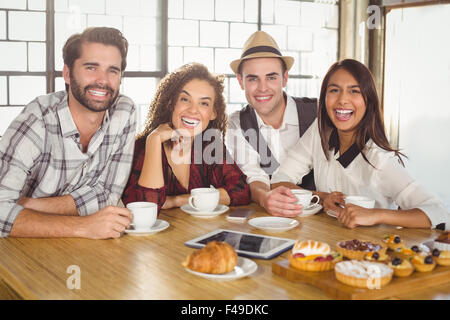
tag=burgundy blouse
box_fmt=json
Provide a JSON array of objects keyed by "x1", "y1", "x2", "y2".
[{"x1": 122, "y1": 137, "x2": 251, "y2": 212}]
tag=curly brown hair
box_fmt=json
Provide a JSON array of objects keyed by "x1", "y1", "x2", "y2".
[{"x1": 138, "y1": 63, "x2": 228, "y2": 140}]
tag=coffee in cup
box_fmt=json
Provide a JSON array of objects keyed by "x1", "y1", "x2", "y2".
[
  {"x1": 345, "y1": 196, "x2": 375, "y2": 209},
  {"x1": 291, "y1": 189, "x2": 320, "y2": 209},
  {"x1": 188, "y1": 187, "x2": 220, "y2": 212},
  {"x1": 126, "y1": 201, "x2": 158, "y2": 230}
]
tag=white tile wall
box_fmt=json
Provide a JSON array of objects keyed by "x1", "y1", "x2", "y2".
[
  {"x1": 0, "y1": 11, "x2": 6, "y2": 40},
  {"x1": 200, "y1": 21, "x2": 229, "y2": 47},
  {"x1": 9, "y1": 76, "x2": 46, "y2": 105},
  {"x1": 8, "y1": 11, "x2": 46, "y2": 41},
  {"x1": 0, "y1": 0, "x2": 26, "y2": 10},
  {"x1": 0, "y1": 41, "x2": 27, "y2": 71},
  {"x1": 28, "y1": 42, "x2": 46, "y2": 72},
  {"x1": 215, "y1": 0, "x2": 244, "y2": 22}
]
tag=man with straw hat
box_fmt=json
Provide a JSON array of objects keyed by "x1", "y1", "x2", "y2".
[{"x1": 225, "y1": 31, "x2": 317, "y2": 217}]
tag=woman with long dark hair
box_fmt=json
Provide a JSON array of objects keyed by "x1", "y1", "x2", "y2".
[
  {"x1": 122, "y1": 63, "x2": 250, "y2": 211},
  {"x1": 270, "y1": 59, "x2": 448, "y2": 229}
]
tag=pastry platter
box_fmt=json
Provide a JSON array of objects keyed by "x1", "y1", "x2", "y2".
[{"x1": 272, "y1": 235, "x2": 450, "y2": 300}]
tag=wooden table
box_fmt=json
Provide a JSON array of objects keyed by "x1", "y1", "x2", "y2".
[{"x1": 0, "y1": 203, "x2": 448, "y2": 300}]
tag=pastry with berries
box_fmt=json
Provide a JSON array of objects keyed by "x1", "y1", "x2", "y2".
[
  {"x1": 336, "y1": 239, "x2": 386, "y2": 260},
  {"x1": 431, "y1": 248, "x2": 450, "y2": 266},
  {"x1": 383, "y1": 234, "x2": 405, "y2": 250},
  {"x1": 334, "y1": 260, "x2": 393, "y2": 289},
  {"x1": 289, "y1": 240, "x2": 343, "y2": 272},
  {"x1": 434, "y1": 231, "x2": 450, "y2": 252},
  {"x1": 395, "y1": 245, "x2": 421, "y2": 259},
  {"x1": 364, "y1": 250, "x2": 390, "y2": 263},
  {"x1": 411, "y1": 254, "x2": 436, "y2": 272},
  {"x1": 388, "y1": 257, "x2": 414, "y2": 277}
]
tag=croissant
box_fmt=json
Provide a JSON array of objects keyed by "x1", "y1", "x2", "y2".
[{"x1": 182, "y1": 241, "x2": 238, "y2": 274}]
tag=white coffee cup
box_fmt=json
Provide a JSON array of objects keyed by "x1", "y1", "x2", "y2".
[
  {"x1": 345, "y1": 195, "x2": 375, "y2": 209},
  {"x1": 126, "y1": 202, "x2": 158, "y2": 230},
  {"x1": 188, "y1": 188, "x2": 220, "y2": 212},
  {"x1": 291, "y1": 189, "x2": 320, "y2": 209}
]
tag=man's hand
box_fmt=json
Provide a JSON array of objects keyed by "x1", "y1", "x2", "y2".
[
  {"x1": 262, "y1": 186, "x2": 303, "y2": 217},
  {"x1": 77, "y1": 206, "x2": 133, "y2": 239}
]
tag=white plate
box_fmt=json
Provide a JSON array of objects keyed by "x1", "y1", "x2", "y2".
[
  {"x1": 180, "y1": 204, "x2": 229, "y2": 218},
  {"x1": 248, "y1": 217, "x2": 299, "y2": 232},
  {"x1": 184, "y1": 257, "x2": 257, "y2": 281},
  {"x1": 299, "y1": 203, "x2": 323, "y2": 217},
  {"x1": 124, "y1": 219, "x2": 169, "y2": 236},
  {"x1": 326, "y1": 209, "x2": 338, "y2": 218}
]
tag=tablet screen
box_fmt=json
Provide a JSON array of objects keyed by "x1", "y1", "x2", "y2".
[{"x1": 185, "y1": 229, "x2": 296, "y2": 260}]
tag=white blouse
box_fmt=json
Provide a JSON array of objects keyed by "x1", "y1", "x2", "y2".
[{"x1": 271, "y1": 119, "x2": 449, "y2": 230}]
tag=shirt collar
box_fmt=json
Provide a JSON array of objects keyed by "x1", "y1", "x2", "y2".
[
  {"x1": 328, "y1": 128, "x2": 362, "y2": 168},
  {"x1": 57, "y1": 91, "x2": 112, "y2": 138},
  {"x1": 283, "y1": 94, "x2": 299, "y2": 126},
  {"x1": 57, "y1": 92, "x2": 79, "y2": 138},
  {"x1": 254, "y1": 92, "x2": 298, "y2": 129}
]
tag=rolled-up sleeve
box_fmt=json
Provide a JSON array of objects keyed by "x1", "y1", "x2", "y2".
[
  {"x1": 377, "y1": 155, "x2": 450, "y2": 230},
  {"x1": 0, "y1": 111, "x2": 43, "y2": 236}
]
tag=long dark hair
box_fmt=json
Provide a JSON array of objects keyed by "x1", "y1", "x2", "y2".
[{"x1": 318, "y1": 59, "x2": 405, "y2": 167}]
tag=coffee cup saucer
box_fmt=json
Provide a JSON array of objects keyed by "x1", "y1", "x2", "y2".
[
  {"x1": 298, "y1": 203, "x2": 323, "y2": 217},
  {"x1": 180, "y1": 204, "x2": 229, "y2": 218},
  {"x1": 124, "y1": 219, "x2": 169, "y2": 236}
]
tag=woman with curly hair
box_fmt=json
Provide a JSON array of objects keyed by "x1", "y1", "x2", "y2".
[{"x1": 122, "y1": 63, "x2": 250, "y2": 211}]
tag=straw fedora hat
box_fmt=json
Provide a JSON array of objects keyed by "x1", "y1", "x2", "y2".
[{"x1": 230, "y1": 30, "x2": 294, "y2": 74}]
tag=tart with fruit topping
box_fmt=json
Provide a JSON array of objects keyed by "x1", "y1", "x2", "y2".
[
  {"x1": 364, "y1": 250, "x2": 390, "y2": 263},
  {"x1": 383, "y1": 234, "x2": 405, "y2": 250},
  {"x1": 334, "y1": 260, "x2": 393, "y2": 289},
  {"x1": 289, "y1": 240, "x2": 343, "y2": 272},
  {"x1": 388, "y1": 257, "x2": 414, "y2": 277},
  {"x1": 395, "y1": 245, "x2": 421, "y2": 259},
  {"x1": 336, "y1": 239, "x2": 386, "y2": 260},
  {"x1": 411, "y1": 254, "x2": 436, "y2": 272},
  {"x1": 431, "y1": 248, "x2": 450, "y2": 266}
]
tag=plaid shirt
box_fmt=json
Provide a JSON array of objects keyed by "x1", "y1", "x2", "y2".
[
  {"x1": 0, "y1": 90, "x2": 137, "y2": 236},
  {"x1": 122, "y1": 137, "x2": 251, "y2": 212}
]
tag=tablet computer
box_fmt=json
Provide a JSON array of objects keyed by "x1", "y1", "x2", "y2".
[{"x1": 184, "y1": 229, "x2": 296, "y2": 260}]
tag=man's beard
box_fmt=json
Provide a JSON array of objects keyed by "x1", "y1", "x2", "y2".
[{"x1": 69, "y1": 74, "x2": 118, "y2": 113}]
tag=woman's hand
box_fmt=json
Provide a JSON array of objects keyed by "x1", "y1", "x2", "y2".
[
  {"x1": 322, "y1": 191, "x2": 346, "y2": 217},
  {"x1": 149, "y1": 123, "x2": 179, "y2": 144},
  {"x1": 338, "y1": 204, "x2": 381, "y2": 229}
]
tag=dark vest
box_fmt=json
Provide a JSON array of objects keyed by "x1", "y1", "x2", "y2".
[{"x1": 239, "y1": 96, "x2": 317, "y2": 190}]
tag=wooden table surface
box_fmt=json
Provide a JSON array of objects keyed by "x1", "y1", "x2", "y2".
[{"x1": 0, "y1": 203, "x2": 449, "y2": 300}]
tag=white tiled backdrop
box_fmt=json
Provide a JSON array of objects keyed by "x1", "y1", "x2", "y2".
[{"x1": 0, "y1": 0, "x2": 339, "y2": 135}]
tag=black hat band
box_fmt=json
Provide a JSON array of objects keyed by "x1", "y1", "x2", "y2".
[{"x1": 241, "y1": 45, "x2": 282, "y2": 58}]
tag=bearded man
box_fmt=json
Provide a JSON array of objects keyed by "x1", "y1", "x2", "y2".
[{"x1": 0, "y1": 27, "x2": 136, "y2": 239}]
